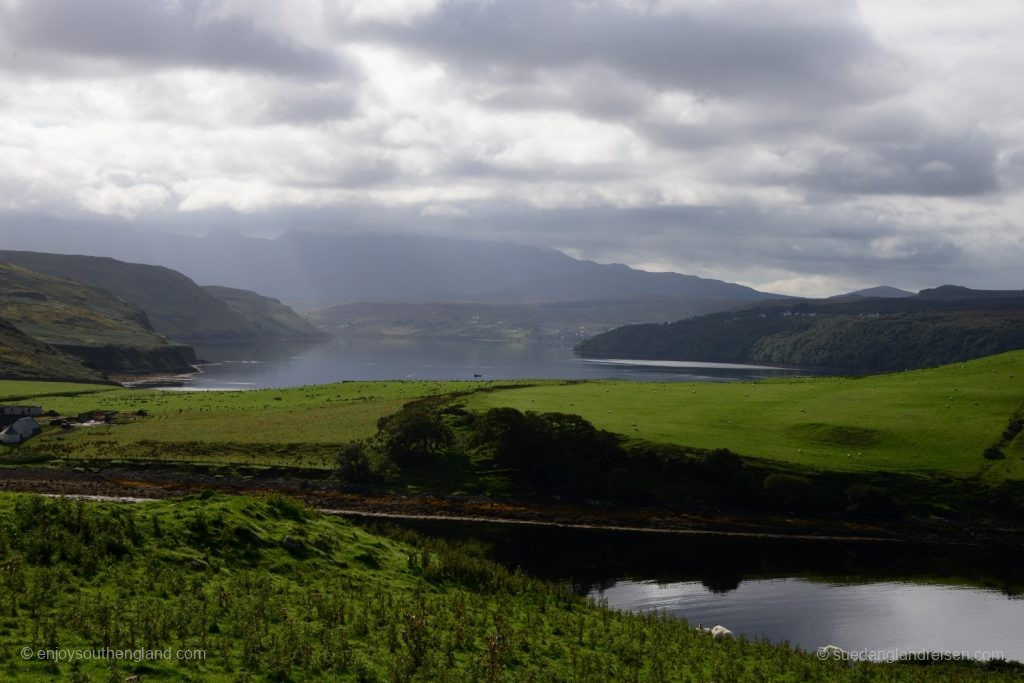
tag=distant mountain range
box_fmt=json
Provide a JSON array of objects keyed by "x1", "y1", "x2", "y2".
[
  {"x1": 308, "y1": 297, "x2": 759, "y2": 344},
  {"x1": 829, "y1": 285, "x2": 914, "y2": 301},
  {"x1": 0, "y1": 224, "x2": 782, "y2": 306},
  {"x1": 577, "y1": 286, "x2": 1024, "y2": 372}
]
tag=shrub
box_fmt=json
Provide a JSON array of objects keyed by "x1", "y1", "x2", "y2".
[
  {"x1": 376, "y1": 407, "x2": 454, "y2": 467},
  {"x1": 845, "y1": 484, "x2": 902, "y2": 519},
  {"x1": 693, "y1": 448, "x2": 744, "y2": 483},
  {"x1": 983, "y1": 447, "x2": 1006, "y2": 460},
  {"x1": 1002, "y1": 416, "x2": 1023, "y2": 442},
  {"x1": 336, "y1": 442, "x2": 375, "y2": 483},
  {"x1": 762, "y1": 473, "x2": 816, "y2": 511}
]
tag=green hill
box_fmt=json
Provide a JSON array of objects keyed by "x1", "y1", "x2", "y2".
[
  {"x1": 0, "y1": 250, "x2": 322, "y2": 343},
  {"x1": 203, "y1": 285, "x2": 327, "y2": 340},
  {"x1": 0, "y1": 262, "x2": 196, "y2": 374},
  {"x1": 0, "y1": 319, "x2": 107, "y2": 382},
  {"x1": 577, "y1": 289, "x2": 1024, "y2": 372}
]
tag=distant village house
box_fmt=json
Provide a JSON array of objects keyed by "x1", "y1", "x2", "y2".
[
  {"x1": 0, "y1": 416, "x2": 41, "y2": 444},
  {"x1": 0, "y1": 405, "x2": 43, "y2": 417},
  {"x1": 0, "y1": 405, "x2": 43, "y2": 444}
]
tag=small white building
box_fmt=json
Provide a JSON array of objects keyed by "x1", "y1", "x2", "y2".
[
  {"x1": 9, "y1": 417, "x2": 40, "y2": 438},
  {"x1": 1, "y1": 417, "x2": 41, "y2": 444}
]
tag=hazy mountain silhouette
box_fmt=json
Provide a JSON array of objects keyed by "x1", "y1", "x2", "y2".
[{"x1": 0, "y1": 221, "x2": 781, "y2": 306}]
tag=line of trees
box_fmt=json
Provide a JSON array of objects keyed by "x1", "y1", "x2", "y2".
[{"x1": 333, "y1": 403, "x2": 909, "y2": 520}]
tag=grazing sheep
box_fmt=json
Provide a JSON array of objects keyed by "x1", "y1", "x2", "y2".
[{"x1": 710, "y1": 625, "x2": 733, "y2": 640}]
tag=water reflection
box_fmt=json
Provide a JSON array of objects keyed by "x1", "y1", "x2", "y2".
[{"x1": 373, "y1": 518, "x2": 1024, "y2": 661}]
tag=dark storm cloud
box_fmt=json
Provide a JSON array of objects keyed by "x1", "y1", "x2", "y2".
[
  {"x1": 357, "y1": 0, "x2": 897, "y2": 107},
  {"x1": 796, "y1": 131, "x2": 1000, "y2": 197},
  {"x1": 0, "y1": 0, "x2": 341, "y2": 78}
]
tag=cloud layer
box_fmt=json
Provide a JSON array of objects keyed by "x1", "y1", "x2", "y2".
[{"x1": 0, "y1": 0, "x2": 1022, "y2": 295}]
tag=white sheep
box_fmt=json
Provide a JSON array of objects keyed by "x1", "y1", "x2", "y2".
[{"x1": 710, "y1": 625, "x2": 733, "y2": 640}]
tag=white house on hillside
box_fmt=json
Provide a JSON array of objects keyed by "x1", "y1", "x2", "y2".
[{"x1": 1, "y1": 416, "x2": 41, "y2": 444}]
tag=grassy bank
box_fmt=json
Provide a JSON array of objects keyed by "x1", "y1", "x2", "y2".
[{"x1": 0, "y1": 492, "x2": 1017, "y2": 681}]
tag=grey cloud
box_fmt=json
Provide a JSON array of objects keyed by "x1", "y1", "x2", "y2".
[
  {"x1": 797, "y1": 131, "x2": 1000, "y2": 197},
  {"x1": 152, "y1": 202, "x2": 985, "y2": 287},
  {"x1": 0, "y1": 0, "x2": 341, "y2": 78},
  {"x1": 358, "y1": 0, "x2": 898, "y2": 107},
  {"x1": 257, "y1": 84, "x2": 357, "y2": 124},
  {"x1": 998, "y1": 149, "x2": 1024, "y2": 189}
]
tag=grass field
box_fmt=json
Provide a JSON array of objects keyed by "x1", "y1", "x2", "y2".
[
  {"x1": 2, "y1": 381, "x2": 485, "y2": 468},
  {"x1": 0, "y1": 380, "x2": 118, "y2": 402},
  {"x1": 3, "y1": 352, "x2": 1022, "y2": 479},
  {"x1": 467, "y1": 351, "x2": 1024, "y2": 481}
]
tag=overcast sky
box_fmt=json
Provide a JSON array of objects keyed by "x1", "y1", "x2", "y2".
[{"x1": 1, "y1": 0, "x2": 1022, "y2": 296}]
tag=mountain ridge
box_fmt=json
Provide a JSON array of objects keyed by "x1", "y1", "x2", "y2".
[
  {"x1": 577, "y1": 287, "x2": 1024, "y2": 372},
  {"x1": 0, "y1": 224, "x2": 783, "y2": 306}
]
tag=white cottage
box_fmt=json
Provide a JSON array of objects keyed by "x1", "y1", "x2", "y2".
[{"x1": 9, "y1": 417, "x2": 40, "y2": 438}]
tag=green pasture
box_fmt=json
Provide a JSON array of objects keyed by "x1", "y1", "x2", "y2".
[
  {"x1": 467, "y1": 351, "x2": 1024, "y2": 480},
  {"x1": 1, "y1": 381, "x2": 483, "y2": 468}
]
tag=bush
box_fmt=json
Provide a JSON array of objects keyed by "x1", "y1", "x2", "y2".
[
  {"x1": 1003, "y1": 416, "x2": 1023, "y2": 442},
  {"x1": 470, "y1": 408, "x2": 624, "y2": 499},
  {"x1": 983, "y1": 447, "x2": 1006, "y2": 460},
  {"x1": 376, "y1": 407, "x2": 454, "y2": 467},
  {"x1": 693, "y1": 448, "x2": 744, "y2": 483},
  {"x1": 335, "y1": 442, "x2": 375, "y2": 484},
  {"x1": 762, "y1": 473, "x2": 816, "y2": 511},
  {"x1": 845, "y1": 484, "x2": 902, "y2": 519}
]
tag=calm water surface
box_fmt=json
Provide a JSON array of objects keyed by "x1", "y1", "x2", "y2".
[
  {"x1": 181, "y1": 338, "x2": 810, "y2": 389},
  {"x1": 379, "y1": 519, "x2": 1024, "y2": 662}
]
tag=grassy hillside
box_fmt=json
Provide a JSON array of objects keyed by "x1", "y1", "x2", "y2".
[
  {"x1": 578, "y1": 291, "x2": 1024, "y2": 372},
  {"x1": 0, "y1": 493, "x2": 1015, "y2": 681},
  {"x1": 0, "y1": 320, "x2": 107, "y2": 383},
  {"x1": 0, "y1": 251, "x2": 320, "y2": 343},
  {"x1": 468, "y1": 351, "x2": 1024, "y2": 481},
  {"x1": 0, "y1": 262, "x2": 197, "y2": 374},
  {"x1": 203, "y1": 285, "x2": 326, "y2": 340}
]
